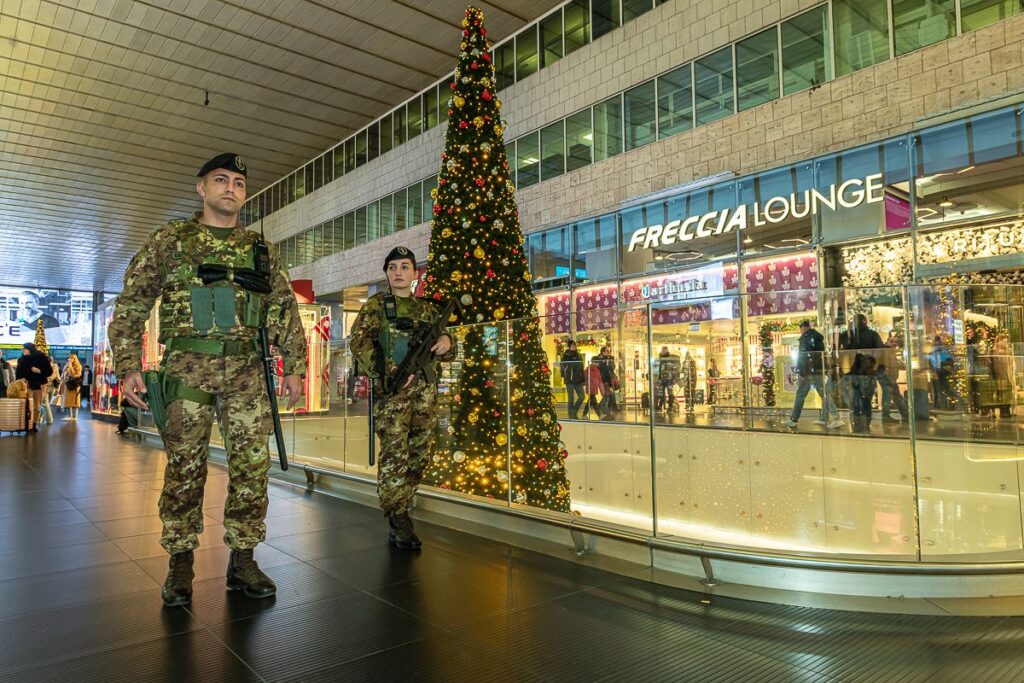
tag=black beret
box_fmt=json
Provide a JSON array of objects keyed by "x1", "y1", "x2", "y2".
[
  {"x1": 383, "y1": 246, "x2": 416, "y2": 271},
  {"x1": 197, "y1": 153, "x2": 247, "y2": 178}
]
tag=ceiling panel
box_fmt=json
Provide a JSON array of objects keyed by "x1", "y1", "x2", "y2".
[{"x1": 0, "y1": 0, "x2": 561, "y2": 293}]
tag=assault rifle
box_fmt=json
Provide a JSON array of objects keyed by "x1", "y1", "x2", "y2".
[{"x1": 381, "y1": 298, "x2": 458, "y2": 398}]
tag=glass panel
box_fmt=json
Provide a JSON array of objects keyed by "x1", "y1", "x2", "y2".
[
  {"x1": 658, "y1": 64, "x2": 693, "y2": 139},
  {"x1": 425, "y1": 87, "x2": 439, "y2": 130},
  {"x1": 379, "y1": 195, "x2": 394, "y2": 236},
  {"x1": 960, "y1": 0, "x2": 1021, "y2": 31},
  {"x1": 407, "y1": 180, "x2": 423, "y2": 227},
  {"x1": 366, "y1": 200, "x2": 380, "y2": 242},
  {"x1": 380, "y1": 115, "x2": 393, "y2": 155},
  {"x1": 333, "y1": 147, "x2": 346, "y2": 179},
  {"x1": 566, "y1": 109, "x2": 593, "y2": 171},
  {"x1": 893, "y1": 0, "x2": 955, "y2": 55},
  {"x1": 782, "y1": 5, "x2": 831, "y2": 96},
  {"x1": 516, "y1": 25, "x2": 539, "y2": 81},
  {"x1": 495, "y1": 41, "x2": 516, "y2": 90},
  {"x1": 424, "y1": 176, "x2": 437, "y2": 222},
  {"x1": 393, "y1": 188, "x2": 407, "y2": 231},
  {"x1": 394, "y1": 107, "x2": 407, "y2": 147},
  {"x1": 344, "y1": 139, "x2": 355, "y2": 172},
  {"x1": 355, "y1": 130, "x2": 367, "y2": 167},
  {"x1": 367, "y1": 122, "x2": 380, "y2": 161},
  {"x1": 736, "y1": 27, "x2": 780, "y2": 111},
  {"x1": 540, "y1": 121, "x2": 565, "y2": 181},
  {"x1": 623, "y1": 0, "x2": 653, "y2": 22},
  {"x1": 311, "y1": 156, "x2": 323, "y2": 191},
  {"x1": 833, "y1": 0, "x2": 890, "y2": 76},
  {"x1": 592, "y1": 0, "x2": 621, "y2": 39},
  {"x1": 292, "y1": 170, "x2": 306, "y2": 201},
  {"x1": 574, "y1": 216, "x2": 618, "y2": 283},
  {"x1": 593, "y1": 96, "x2": 623, "y2": 162},
  {"x1": 564, "y1": 0, "x2": 590, "y2": 55},
  {"x1": 354, "y1": 206, "x2": 367, "y2": 246},
  {"x1": 312, "y1": 224, "x2": 323, "y2": 260},
  {"x1": 909, "y1": 284, "x2": 1024, "y2": 559},
  {"x1": 913, "y1": 106, "x2": 1024, "y2": 232},
  {"x1": 816, "y1": 137, "x2": 912, "y2": 246},
  {"x1": 624, "y1": 80, "x2": 657, "y2": 150},
  {"x1": 527, "y1": 226, "x2": 571, "y2": 281},
  {"x1": 407, "y1": 98, "x2": 422, "y2": 140},
  {"x1": 540, "y1": 10, "x2": 563, "y2": 68},
  {"x1": 324, "y1": 150, "x2": 334, "y2": 185},
  {"x1": 440, "y1": 83, "x2": 451, "y2": 124},
  {"x1": 516, "y1": 132, "x2": 540, "y2": 188},
  {"x1": 694, "y1": 47, "x2": 734, "y2": 126},
  {"x1": 737, "y1": 162, "x2": 815, "y2": 258},
  {"x1": 305, "y1": 164, "x2": 315, "y2": 195},
  {"x1": 343, "y1": 212, "x2": 356, "y2": 249}
]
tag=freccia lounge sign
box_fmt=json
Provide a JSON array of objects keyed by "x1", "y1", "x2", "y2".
[{"x1": 627, "y1": 173, "x2": 885, "y2": 252}]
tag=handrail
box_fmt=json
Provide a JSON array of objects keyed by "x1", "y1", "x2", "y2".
[{"x1": 296, "y1": 462, "x2": 1024, "y2": 578}]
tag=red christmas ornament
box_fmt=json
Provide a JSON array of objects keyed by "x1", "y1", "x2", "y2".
[
  {"x1": 540, "y1": 364, "x2": 550, "y2": 375},
  {"x1": 484, "y1": 115, "x2": 491, "y2": 122},
  {"x1": 441, "y1": 152, "x2": 447, "y2": 159},
  {"x1": 475, "y1": 178, "x2": 485, "y2": 187},
  {"x1": 481, "y1": 27, "x2": 487, "y2": 36},
  {"x1": 464, "y1": 251, "x2": 471, "y2": 258},
  {"x1": 520, "y1": 333, "x2": 529, "y2": 341},
  {"x1": 471, "y1": 61, "x2": 479, "y2": 70},
  {"x1": 450, "y1": 82, "x2": 457, "y2": 89},
  {"x1": 485, "y1": 269, "x2": 496, "y2": 278},
  {"x1": 479, "y1": 215, "x2": 487, "y2": 222},
  {"x1": 459, "y1": 120, "x2": 469, "y2": 130},
  {"x1": 426, "y1": 274, "x2": 434, "y2": 281},
  {"x1": 482, "y1": 52, "x2": 491, "y2": 62},
  {"x1": 481, "y1": 90, "x2": 492, "y2": 101},
  {"x1": 485, "y1": 379, "x2": 495, "y2": 389},
  {"x1": 432, "y1": 204, "x2": 442, "y2": 215},
  {"x1": 560, "y1": 449, "x2": 569, "y2": 459},
  {"x1": 441, "y1": 483, "x2": 452, "y2": 490},
  {"x1": 527, "y1": 408, "x2": 535, "y2": 416},
  {"x1": 454, "y1": 394, "x2": 462, "y2": 403},
  {"x1": 490, "y1": 240, "x2": 497, "y2": 245},
  {"x1": 512, "y1": 248, "x2": 519, "y2": 255},
  {"x1": 536, "y1": 459, "x2": 548, "y2": 471},
  {"x1": 493, "y1": 410, "x2": 501, "y2": 418},
  {"x1": 433, "y1": 292, "x2": 442, "y2": 300}
]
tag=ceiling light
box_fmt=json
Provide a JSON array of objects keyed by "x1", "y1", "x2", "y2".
[
  {"x1": 582, "y1": 134, "x2": 593, "y2": 141},
  {"x1": 938, "y1": 197, "x2": 954, "y2": 208},
  {"x1": 743, "y1": 236, "x2": 753, "y2": 244},
  {"x1": 522, "y1": 157, "x2": 539, "y2": 164}
]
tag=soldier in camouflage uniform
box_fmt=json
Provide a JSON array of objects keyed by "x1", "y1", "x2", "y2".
[
  {"x1": 111, "y1": 153, "x2": 307, "y2": 607},
  {"x1": 349, "y1": 247, "x2": 457, "y2": 549}
]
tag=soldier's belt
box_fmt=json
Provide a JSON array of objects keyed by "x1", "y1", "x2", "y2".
[{"x1": 165, "y1": 337, "x2": 259, "y2": 356}]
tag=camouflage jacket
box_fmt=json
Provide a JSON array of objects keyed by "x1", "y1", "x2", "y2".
[
  {"x1": 110, "y1": 212, "x2": 307, "y2": 378},
  {"x1": 349, "y1": 292, "x2": 457, "y2": 386}
]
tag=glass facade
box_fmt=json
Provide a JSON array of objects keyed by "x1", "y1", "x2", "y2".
[
  {"x1": 624, "y1": 81, "x2": 657, "y2": 150},
  {"x1": 833, "y1": 0, "x2": 891, "y2": 76},
  {"x1": 736, "y1": 27, "x2": 780, "y2": 111},
  {"x1": 782, "y1": 5, "x2": 831, "y2": 95},
  {"x1": 694, "y1": 47, "x2": 734, "y2": 125},
  {"x1": 658, "y1": 64, "x2": 693, "y2": 138},
  {"x1": 593, "y1": 95, "x2": 623, "y2": 162}
]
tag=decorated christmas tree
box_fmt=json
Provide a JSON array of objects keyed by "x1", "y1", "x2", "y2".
[
  {"x1": 34, "y1": 319, "x2": 49, "y2": 355},
  {"x1": 421, "y1": 5, "x2": 570, "y2": 512}
]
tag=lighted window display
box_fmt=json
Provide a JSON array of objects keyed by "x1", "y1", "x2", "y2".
[
  {"x1": 836, "y1": 238, "x2": 915, "y2": 288},
  {"x1": 914, "y1": 105, "x2": 1024, "y2": 229},
  {"x1": 916, "y1": 219, "x2": 1024, "y2": 281}
]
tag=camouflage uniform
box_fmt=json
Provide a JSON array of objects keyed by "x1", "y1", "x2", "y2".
[
  {"x1": 349, "y1": 292, "x2": 457, "y2": 515},
  {"x1": 110, "y1": 211, "x2": 306, "y2": 554}
]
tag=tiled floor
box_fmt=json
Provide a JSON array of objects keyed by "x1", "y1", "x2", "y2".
[{"x1": 2, "y1": 414, "x2": 1024, "y2": 682}]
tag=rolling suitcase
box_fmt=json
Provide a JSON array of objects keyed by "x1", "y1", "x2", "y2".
[{"x1": 0, "y1": 397, "x2": 33, "y2": 433}]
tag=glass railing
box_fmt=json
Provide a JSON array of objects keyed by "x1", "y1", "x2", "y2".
[{"x1": 133, "y1": 284, "x2": 1024, "y2": 563}]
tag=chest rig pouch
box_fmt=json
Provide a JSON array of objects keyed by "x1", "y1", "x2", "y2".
[
  {"x1": 377, "y1": 294, "x2": 418, "y2": 365},
  {"x1": 188, "y1": 244, "x2": 264, "y2": 334}
]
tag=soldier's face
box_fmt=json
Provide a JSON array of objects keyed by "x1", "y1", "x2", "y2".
[
  {"x1": 197, "y1": 170, "x2": 247, "y2": 216},
  {"x1": 386, "y1": 260, "x2": 416, "y2": 289}
]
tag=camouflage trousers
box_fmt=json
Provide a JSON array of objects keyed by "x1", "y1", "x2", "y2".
[
  {"x1": 374, "y1": 380, "x2": 438, "y2": 515},
  {"x1": 158, "y1": 348, "x2": 272, "y2": 555}
]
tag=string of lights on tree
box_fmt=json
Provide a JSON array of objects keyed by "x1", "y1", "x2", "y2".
[
  {"x1": 34, "y1": 320, "x2": 49, "y2": 355},
  {"x1": 935, "y1": 286, "x2": 969, "y2": 403},
  {"x1": 421, "y1": 6, "x2": 570, "y2": 512}
]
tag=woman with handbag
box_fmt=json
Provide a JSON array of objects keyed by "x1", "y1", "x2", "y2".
[{"x1": 61, "y1": 353, "x2": 84, "y2": 421}]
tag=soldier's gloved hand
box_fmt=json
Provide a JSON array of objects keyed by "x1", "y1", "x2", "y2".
[
  {"x1": 122, "y1": 371, "x2": 149, "y2": 410},
  {"x1": 282, "y1": 374, "x2": 305, "y2": 409}
]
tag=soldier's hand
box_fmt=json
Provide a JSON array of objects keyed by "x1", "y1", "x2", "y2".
[
  {"x1": 122, "y1": 372, "x2": 149, "y2": 410},
  {"x1": 402, "y1": 374, "x2": 416, "y2": 390},
  {"x1": 431, "y1": 334, "x2": 452, "y2": 356},
  {"x1": 282, "y1": 374, "x2": 304, "y2": 409}
]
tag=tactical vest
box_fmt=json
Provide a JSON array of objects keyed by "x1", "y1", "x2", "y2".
[
  {"x1": 378, "y1": 294, "x2": 421, "y2": 365},
  {"x1": 158, "y1": 224, "x2": 263, "y2": 338}
]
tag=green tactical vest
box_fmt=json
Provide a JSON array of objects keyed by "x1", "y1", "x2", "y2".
[
  {"x1": 378, "y1": 294, "x2": 421, "y2": 365},
  {"x1": 158, "y1": 222, "x2": 263, "y2": 338}
]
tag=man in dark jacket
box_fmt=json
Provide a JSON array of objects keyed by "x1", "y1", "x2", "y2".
[
  {"x1": 559, "y1": 340, "x2": 585, "y2": 419},
  {"x1": 784, "y1": 321, "x2": 841, "y2": 429},
  {"x1": 15, "y1": 342, "x2": 53, "y2": 432},
  {"x1": 594, "y1": 346, "x2": 619, "y2": 417}
]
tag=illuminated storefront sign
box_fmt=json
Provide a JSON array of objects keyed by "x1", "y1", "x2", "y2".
[
  {"x1": 622, "y1": 265, "x2": 726, "y2": 305},
  {"x1": 627, "y1": 173, "x2": 885, "y2": 252}
]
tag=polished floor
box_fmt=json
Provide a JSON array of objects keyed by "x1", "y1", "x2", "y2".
[{"x1": 3, "y1": 416, "x2": 1024, "y2": 682}]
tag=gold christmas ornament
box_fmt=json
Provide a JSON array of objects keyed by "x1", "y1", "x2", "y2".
[
  {"x1": 451, "y1": 270, "x2": 462, "y2": 281},
  {"x1": 473, "y1": 246, "x2": 485, "y2": 259},
  {"x1": 494, "y1": 307, "x2": 505, "y2": 320},
  {"x1": 495, "y1": 433, "x2": 508, "y2": 446},
  {"x1": 454, "y1": 96, "x2": 466, "y2": 108}
]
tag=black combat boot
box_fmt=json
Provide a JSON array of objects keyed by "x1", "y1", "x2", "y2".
[
  {"x1": 162, "y1": 550, "x2": 194, "y2": 607},
  {"x1": 226, "y1": 549, "x2": 276, "y2": 598},
  {"x1": 388, "y1": 511, "x2": 422, "y2": 550}
]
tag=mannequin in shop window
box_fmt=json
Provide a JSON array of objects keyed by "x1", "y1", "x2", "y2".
[
  {"x1": 706, "y1": 359, "x2": 719, "y2": 405},
  {"x1": 681, "y1": 352, "x2": 697, "y2": 415}
]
